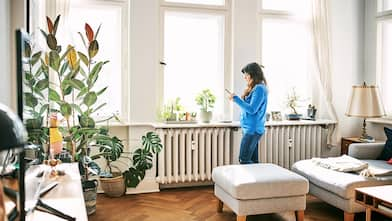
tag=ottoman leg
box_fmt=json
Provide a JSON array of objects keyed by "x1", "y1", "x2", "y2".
[
  {"x1": 237, "y1": 215, "x2": 246, "y2": 221},
  {"x1": 295, "y1": 210, "x2": 304, "y2": 221},
  {"x1": 344, "y1": 212, "x2": 354, "y2": 221},
  {"x1": 216, "y1": 199, "x2": 223, "y2": 212}
]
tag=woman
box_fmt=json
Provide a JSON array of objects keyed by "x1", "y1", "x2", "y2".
[{"x1": 228, "y1": 62, "x2": 268, "y2": 164}]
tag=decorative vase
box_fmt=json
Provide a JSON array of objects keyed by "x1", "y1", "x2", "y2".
[
  {"x1": 199, "y1": 110, "x2": 212, "y2": 123},
  {"x1": 82, "y1": 179, "x2": 98, "y2": 215}
]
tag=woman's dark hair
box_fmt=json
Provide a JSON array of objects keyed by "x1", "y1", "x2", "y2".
[{"x1": 241, "y1": 62, "x2": 267, "y2": 99}]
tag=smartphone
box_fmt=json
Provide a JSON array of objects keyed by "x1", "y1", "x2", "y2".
[{"x1": 225, "y1": 88, "x2": 232, "y2": 94}]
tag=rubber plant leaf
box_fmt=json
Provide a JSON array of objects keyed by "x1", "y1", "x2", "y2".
[
  {"x1": 46, "y1": 16, "x2": 54, "y2": 34},
  {"x1": 85, "y1": 23, "x2": 94, "y2": 43}
]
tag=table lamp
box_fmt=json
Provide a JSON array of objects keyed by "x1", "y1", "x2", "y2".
[
  {"x1": 345, "y1": 82, "x2": 385, "y2": 142},
  {"x1": 0, "y1": 103, "x2": 27, "y2": 220}
]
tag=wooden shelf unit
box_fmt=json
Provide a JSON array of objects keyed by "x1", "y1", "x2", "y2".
[{"x1": 355, "y1": 185, "x2": 392, "y2": 220}]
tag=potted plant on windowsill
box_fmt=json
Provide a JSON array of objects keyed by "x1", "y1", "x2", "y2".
[
  {"x1": 195, "y1": 89, "x2": 216, "y2": 123},
  {"x1": 286, "y1": 88, "x2": 302, "y2": 120}
]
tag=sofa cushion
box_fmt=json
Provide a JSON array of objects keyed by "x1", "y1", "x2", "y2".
[
  {"x1": 292, "y1": 159, "x2": 392, "y2": 199},
  {"x1": 212, "y1": 163, "x2": 308, "y2": 200},
  {"x1": 378, "y1": 127, "x2": 392, "y2": 160}
]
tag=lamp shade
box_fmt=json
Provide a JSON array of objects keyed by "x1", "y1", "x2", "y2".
[
  {"x1": 345, "y1": 84, "x2": 385, "y2": 118},
  {"x1": 0, "y1": 103, "x2": 27, "y2": 150}
]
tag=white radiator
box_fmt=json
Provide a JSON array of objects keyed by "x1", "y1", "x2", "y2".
[
  {"x1": 156, "y1": 127, "x2": 232, "y2": 184},
  {"x1": 259, "y1": 125, "x2": 325, "y2": 169},
  {"x1": 156, "y1": 123, "x2": 328, "y2": 184}
]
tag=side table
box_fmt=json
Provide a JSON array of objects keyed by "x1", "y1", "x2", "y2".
[
  {"x1": 341, "y1": 137, "x2": 382, "y2": 155},
  {"x1": 355, "y1": 185, "x2": 392, "y2": 221}
]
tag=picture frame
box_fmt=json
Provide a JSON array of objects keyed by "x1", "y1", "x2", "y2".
[{"x1": 271, "y1": 111, "x2": 282, "y2": 121}]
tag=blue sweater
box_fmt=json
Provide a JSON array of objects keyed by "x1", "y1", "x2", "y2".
[{"x1": 233, "y1": 84, "x2": 268, "y2": 135}]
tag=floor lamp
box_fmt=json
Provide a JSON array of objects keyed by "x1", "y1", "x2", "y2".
[
  {"x1": 345, "y1": 82, "x2": 385, "y2": 142},
  {"x1": 0, "y1": 103, "x2": 27, "y2": 220}
]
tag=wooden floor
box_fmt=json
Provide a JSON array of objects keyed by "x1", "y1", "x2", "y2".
[{"x1": 89, "y1": 186, "x2": 389, "y2": 221}]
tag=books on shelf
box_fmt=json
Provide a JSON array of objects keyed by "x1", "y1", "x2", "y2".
[{"x1": 378, "y1": 203, "x2": 392, "y2": 214}]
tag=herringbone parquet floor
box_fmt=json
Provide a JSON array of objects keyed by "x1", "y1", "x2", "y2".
[{"x1": 89, "y1": 186, "x2": 389, "y2": 221}]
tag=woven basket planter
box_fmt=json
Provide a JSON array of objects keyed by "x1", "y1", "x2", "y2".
[{"x1": 100, "y1": 173, "x2": 125, "y2": 197}]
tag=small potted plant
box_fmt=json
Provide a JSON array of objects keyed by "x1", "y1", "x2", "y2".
[
  {"x1": 286, "y1": 88, "x2": 302, "y2": 120},
  {"x1": 195, "y1": 89, "x2": 216, "y2": 123}
]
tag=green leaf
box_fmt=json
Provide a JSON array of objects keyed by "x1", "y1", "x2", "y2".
[
  {"x1": 83, "y1": 92, "x2": 97, "y2": 107},
  {"x1": 70, "y1": 103, "x2": 82, "y2": 115},
  {"x1": 40, "y1": 29, "x2": 48, "y2": 40},
  {"x1": 96, "y1": 87, "x2": 107, "y2": 96},
  {"x1": 53, "y1": 15, "x2": 61, "y2": 35},
  {"x1": 49, "y1": 50, "x2": 60, "y2": 71},
  {"x1": 88, "y1": 62, "x2": 103, "y2": 88},
  {"x1": 63, "y1": 86, "x2": 73, "y2": 95},
  {"x1": 60, "y1": 61, "x2": 69, "y2": 76},
  {"x1": 88, "y1": 40, "x2": 99, "y2": 58},
  {"x1": 78, "y1": 52, "x2": 89, "y2": 66},
  {"x1": 24, "y1": 93, "x2": 38, "y2": 107},
  {"x1": 60, "y1": 102, "x2": 72, "y2": 117},
  {"x1": 77, "y1": 87, "x2": 88, "y2": 99},
  {"x1": 91, "y1": 103, "x2": 106, "y2": 113},
  {"x1": 35, "y1": 79, "x2": 49, "y2": 91},
  {"x1": 142, "y1": 131, "x2": 163, "y2": 154},
  {"x1": 47, "y1": 34, "x2": 57, "y2": 50},
  {"x1": 59, "y1": 46, "x2": 73, "y2": 63},
  {"x1": 24, "y1": 40, "x2": 31, "y2": 57},
  {"x1": 49, "y1": 88, "x2": 61, "y2": 102},
  {"x1": 39, "y1": 104, "x2": 49, "y2": 115},
  {"x1": 68, "y1": 79, "x2": 85, "y2": 91},
  {"x1": 78, "y1": 32, "x2": 87, "y2": 48},
  {"x1": 94, "y1": 24, "x2": 102, "y2": 40},
  {"x1": 30, "y1": 51, "x2": 42, "y2": 65}
]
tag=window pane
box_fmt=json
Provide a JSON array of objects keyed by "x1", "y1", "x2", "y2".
[
  {"x1": 378, "y1": 0, "x2": 392, "y2": 12},
  {"x1": 68, "y1": 3, "x2": 123, "y2": 118},
  {"x1": 262, "y1": 0, "x2": 311, "y2": 15},
  {"x1": 164, "y1": 11, "x2": 225, "y2": 120},
  {"x1": 261, "y1": 18, "x2": 312, "y2": 114},
  {"x1": 165, "y1": 0, "x2": 225, "y2": 6},
  {"x1": 379, "y1": 22, "x2": 392, "y2": 115}
]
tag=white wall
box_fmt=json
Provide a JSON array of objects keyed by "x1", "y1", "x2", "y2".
[
  {"x1": 329, "y1": 0, "x2": 365, "y2": 145},
  {"x1": 0, "y1": 0, "x2": 11, "y2": 107}
]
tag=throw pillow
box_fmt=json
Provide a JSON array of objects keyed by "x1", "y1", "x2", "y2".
[{"x1": 378, "y1": 127, "x2": 392, "y2": 160}]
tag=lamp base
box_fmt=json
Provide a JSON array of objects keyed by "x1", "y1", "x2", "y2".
[{"x1": 359, "y1": 135, "x2": 375, "y2": 143}]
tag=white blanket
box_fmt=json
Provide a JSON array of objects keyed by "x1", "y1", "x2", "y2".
[{"x1": 312, "y1": 155, "x2": 368, "y2": 172}]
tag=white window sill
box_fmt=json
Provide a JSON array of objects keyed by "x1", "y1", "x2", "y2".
[{"x1": 367, "y1": 118, "x2": 392, "y2": 125}]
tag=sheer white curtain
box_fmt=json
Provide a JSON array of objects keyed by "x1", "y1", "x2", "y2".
[{"x1": 311, "y1": 0, "x2": 339, "y2": 146}]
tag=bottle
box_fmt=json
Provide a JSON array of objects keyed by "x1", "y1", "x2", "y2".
[{"x1": 49, "y1": 113, "x2": 63, "y2": 156}]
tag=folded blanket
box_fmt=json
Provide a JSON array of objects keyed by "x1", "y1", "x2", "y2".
[{"x1": 312, "y1": 155, "x2": 368, "y2": 172}]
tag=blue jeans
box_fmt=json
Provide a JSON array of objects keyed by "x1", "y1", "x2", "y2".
[{"x1": 239, "y1": 133, "x2": 263, "y2": 164}]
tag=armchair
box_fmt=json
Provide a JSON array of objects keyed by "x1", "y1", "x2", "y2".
[{"x1": 292, "y1": 143, "x2": 392, "y2": 221}]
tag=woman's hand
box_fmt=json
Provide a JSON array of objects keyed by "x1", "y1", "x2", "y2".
[{"x1": 228, "y1": 93, "x2": 235, "y2": 101}]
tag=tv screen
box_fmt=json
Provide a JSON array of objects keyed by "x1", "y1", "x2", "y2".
[{"x1": 16, "y1": 29, "x2": 49, "y2": 221}]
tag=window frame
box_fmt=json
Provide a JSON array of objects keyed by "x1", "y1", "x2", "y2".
[
  {"x1": 68, "y1": 0, "x2": 131, "y2": 123},
  {"x1": 376, "y1": 1, "x2": 392, "y2": 118},
  {"x1": 258, "y1": 1, "x2": 313, "y2": 113},
  {"x1": 158, "y1": 0, "x2": 232, "y2": 121}
]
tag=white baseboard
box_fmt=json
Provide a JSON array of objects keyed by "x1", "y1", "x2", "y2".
[{"x1": 125, "y1": 177, "x2": 160, "y2": 194}]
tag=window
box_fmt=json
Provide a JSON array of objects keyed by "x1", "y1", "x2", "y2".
[
  {"x1": 377, "y1": 1, "x2": 392, "y2": 117},
  {"x1": 260, "y1": 0, "x2": 312, "y2": 113},
  {"x1": 161, "y1": 1, "x2": 230, "y2": 120},
  {"x1": 29, "y1": 0, "x2": 129, "y2": 121}
]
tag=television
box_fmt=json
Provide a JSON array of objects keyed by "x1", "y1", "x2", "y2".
[{"x1": 15, "y1": 28, "x2": 29, "y2": 221}]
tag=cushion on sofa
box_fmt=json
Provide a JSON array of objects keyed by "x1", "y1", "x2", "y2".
[
  {"x1": 292, "y1": 159, "x2": 392, "y2": 199},
  {"x1": 378, "y1": 127, "x2": 392, "y2": 160}
]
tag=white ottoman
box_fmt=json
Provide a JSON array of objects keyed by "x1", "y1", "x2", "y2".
[{"x1": 212, "y1": 163, "x2": 309, "y2": 221}]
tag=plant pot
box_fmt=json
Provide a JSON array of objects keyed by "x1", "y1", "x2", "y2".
[
  {"x1": 100, "y1": 172, "x2": 125, "y2": 197},
  {"x1": 286, "y1": 114, "x2": 302, "y2": 120},
  {"x1": 199, "y1": 110, "x2": 212, "y2": 123},
  {"x1": 82, "y1": 179, "x2": 98, "y2": 215}
]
